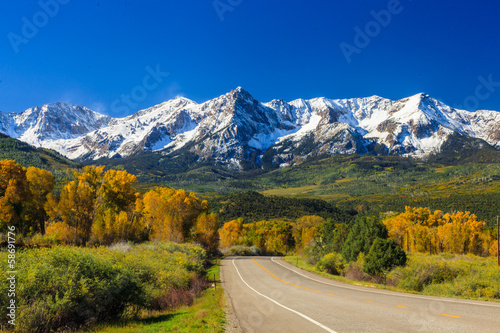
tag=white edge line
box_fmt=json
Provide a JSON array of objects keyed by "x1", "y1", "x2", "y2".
[
  {"x1": 231, "y1": 257, "x2": 337, "y2": 333},
  {"x1": 271, "y1": 257, "x2": 500, "y2": 309}
]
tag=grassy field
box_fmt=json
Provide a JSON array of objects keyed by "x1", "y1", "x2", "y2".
[
  {"x1": 284, "y1": 253, "x2": 500, "y2": 302},
  {"x1": 94, "y1": 260, "x2": 226, "y2": 333}
]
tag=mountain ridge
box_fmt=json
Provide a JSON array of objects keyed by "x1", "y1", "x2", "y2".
[{"x1": 1, "y1": 88, "x2": 499, "y2": 169}]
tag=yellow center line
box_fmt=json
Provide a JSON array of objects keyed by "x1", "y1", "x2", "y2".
[
  {"x1": 252, "y1": 257, "x2": 326, "y2": 294},
  {"x1": 251, "y1": 257, "x2": 460, "y2": 320},
  {"x1": 441, "y1": 314, "x2": 461, "y2": 318}
]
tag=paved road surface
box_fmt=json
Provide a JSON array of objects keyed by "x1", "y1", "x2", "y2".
[{"x1": 221, "y1": 256, "x2": 500, "y2": 333}]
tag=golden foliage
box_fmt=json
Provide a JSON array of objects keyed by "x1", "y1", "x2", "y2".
[
  {"x1": 1, "y1": 160, "x2": 214, "y2": 250},
  {"x1": 45, "y1": 221, "x2": 75, "y2": 244},
  {"x1": 45, "y1": 180, "x2": 95, "y2": 245},
  {"x1": 219, "y1": 218, "x2": 243, "y2": 248},
  {"x1": 142, "y1": 187, "x2": 208, "y2": 242},
  {"x1": 26, "y1": 166, "x2": 55, "y2": 234},
  {"x1": 293, "y1": 215, "x2": 324, "y2": 250},
  {"x1": 195, "y1": 213, "x2": 220, "y2": 254},
  {"x1": 100, "y1": 169, "x2": 138, "y2": 210},
  {"x1": 490, "y1": 242, "x2": 498, "y2": 257},
  {"x1": 383, "y1": 206, "x2": 487, "y2": 256},
  {"x1": 0, "y1": 160, "x2": 34, "y2": 234},
  {"x1": 91, "y1": 209, "x2": 146, "y2": 245}
]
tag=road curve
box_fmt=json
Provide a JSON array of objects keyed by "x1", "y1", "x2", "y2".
[{"x1": 221, "y1": 256, "x2": 500, "y2": 333}]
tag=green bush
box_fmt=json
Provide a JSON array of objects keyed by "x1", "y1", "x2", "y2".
[
  {"x1": 304, "y1": 241, "x2": 324, "y2": 265},
  {"x1": 344, "y1": 253, "x2": 371, "y2": 281},
  {"x1": 316, "y1": 253, "x2": 345, "y2": 275},
  {"x1": 0, "y1": 242, "x2": 206, "y2": 332},
  {"x1": 394, "y1": 260, "x2": 462, "y2": 292},
  {"x1": 223, "y1": 245, "x2": 261, "y2": 256},
  {"x1": 363, "y1": 238, "x2": 407, "y2": 275}
]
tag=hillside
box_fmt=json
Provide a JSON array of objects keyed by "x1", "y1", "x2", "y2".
[
  {"x1": 255, "y1": 155, "x2": 500, "y2": 225},
  {"x1": 208, "y1": 191, "x2": 352, "y2": 224},
  {"x1": 101, "y1": 150, "x2": 500, "y2": 225},
  {"x1": 0, "y1": 133, "x2": 80, "y2": 181}
]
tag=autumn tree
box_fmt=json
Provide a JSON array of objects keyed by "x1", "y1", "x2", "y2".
[
  {"x1": 438, "y1": 211, "x2": 485, "y2": 255},
  {"x1": 45, "y1": 166, "x2": 145, "y2": 245},
  {"x1": 219, "y1": 218, "x2": 243, "y2": 248},
  {"x1": 45, "y1": 180, "x2": 95, "y2": 245},
  {"x1": 0, "y1": 160, "x2": 33, "y2": 234},
  {"x1": 45, "y1": 166, "x2": 104, "y2": 245},
  {"x1": 26, "y1": 166, "x2": 55, "y2": 234},
  {"x1": 293, "y1": 215, "x2": 324, "y2": 250},
  {"x1": 382, "y1": 206, "x2": 443, "y2": 253},
  {"x1": 383, "y1": 206, "x2": 487, "y2": 256},
  {"x1": 99, "y1": 169, "x2": 138, "y2": 211},
  {"x1": 195, "y1": 212, "x2": 220, "y2": 255},
  {"x1": 142, "y1": 187, "x2": 208, "y2": 242},
  {"x1": 263, "y1": 221, "x2": 293, "y2": 254},
  {"x1": 91, "y1": 209, "x2": 146, "y2": 245}
]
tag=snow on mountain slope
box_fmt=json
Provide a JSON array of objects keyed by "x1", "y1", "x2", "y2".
[{"x1": 1, "y1": 88, "x2": 499, "y2": 167}]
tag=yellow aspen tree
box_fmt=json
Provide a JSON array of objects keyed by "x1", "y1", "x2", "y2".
[
  {"x1": 219, "y1": 218, "x2": 243, "y2": 248},
  {"x1": 195, "y1": 212, "x2": 220, "y2": 255},
  {"x1": 142, "y1": 187, "x2": 208, "y2": 242},
  {"x1": 0, "y1": 160, "x2": 33, "y2": 234},
  {"x1": 100, "y1": 169, "x2": 138, "y2": 211},
  {"x1": 293, "y1": 215, "x2": 324, "y2": 250},
  {"x1": 26, "y1": 166, "x2": 55, "y2": 234},
  {"x1": 45, "y1": 180, "x2": 95, "y2": 245}
]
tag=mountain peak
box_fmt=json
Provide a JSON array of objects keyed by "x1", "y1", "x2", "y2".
[
  {"x1": 231, "y1": 86, "x2": 254, "y2": 101},
  {"x1": 172, "y1": 96, "x2": 197, "y2": 104},
  {"x1": 2, "y1": 90, "x2": 500, "y2": 164}
]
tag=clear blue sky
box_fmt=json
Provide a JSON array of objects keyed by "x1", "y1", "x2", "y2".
[{"x1": 1, "y1": 0, "x2": 500, "y2": 116}]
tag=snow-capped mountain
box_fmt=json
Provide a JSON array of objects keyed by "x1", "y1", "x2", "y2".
[{"x1": 1, "y1": 88, "x2": 499, "y2": 168}]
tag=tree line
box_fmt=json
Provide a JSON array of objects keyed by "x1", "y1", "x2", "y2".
[{"x1": 0, "y1": 160, "x2": 219, "y2": 254}]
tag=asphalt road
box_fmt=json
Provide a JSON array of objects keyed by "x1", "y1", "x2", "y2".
[{"x1": 221, "y1": 256, "x2": 500, "y2": 333}]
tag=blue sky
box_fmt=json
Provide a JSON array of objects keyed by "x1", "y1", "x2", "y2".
[{"x1": 1, "y1": 0, "x2": 500, "y2": 116}]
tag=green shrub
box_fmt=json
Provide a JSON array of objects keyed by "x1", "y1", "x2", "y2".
[
  {"x1": 394, "y1": 261, "x2": 462, "y2": 292},
  {"x1": 223, "y1": 245, "x2": 261, "y2": 256},
  {"x1": 316, "y1": 253, "x2": 345, "y2": 275},
  {"x1": 0, "y1": 242, "x2": 206, "y2": 332},
  {"x1": 363, "y1": 238, "x2": 407, "y2": 275},
  {"x1": 409, "y1": 256, "x2": 500, "y2": 299},
  {"x1": 344, "y1": 253, "x2": 371, "y2": 281},
  {"x1": 31, "y1": 233, "x2": 60, "y2": 245},
  {"x1": 304, "y1": 241, "x2": 324, "y2": 265}
]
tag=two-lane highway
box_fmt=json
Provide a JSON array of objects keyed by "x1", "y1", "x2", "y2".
[{"x1": 222, "y1": 257, "x2": 500, "y2": 332}]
